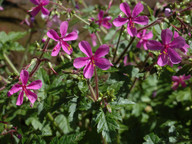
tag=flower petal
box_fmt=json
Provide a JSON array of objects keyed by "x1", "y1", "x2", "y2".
[
  {"x1": 143, "y1": 31, "x2": 153, "y2": 39},
  {"x1": 42, "y1": 0, "x2": 49, "y2": 5},
  {"x1": 51, "y1": 42, "x2": 61, "y2": 56},
  {"x1": 169, "y1": 36, "x2": 186, "y2": 49},
  {"x1": 173, "y1": 31, "x2": 179, "y2": 38},
  {"x1": 120, "y1": 2, "x2": 131, "y2": 17},
  {"x1": 30, "y1": 6, "x2": 41, "y2": 17},
  {"x1": 136, "y1": 40, "x2": 142, "y2": 48},
  {"x1": 146, "y1": 40, "x2": 163, "y2": 51},
  {"x1": 168, "y1": 49, "x2": 182, "y2": 64},
  {"x1": 102, "y1": 21, "x2": 112, "y2": 29},
  {"x1": 180, "y1": 44, "x2": 189, "y2": 54},
  {"x1": 113, "y1": 16, "x2": 128, "y2": 27},
  {"x1": 143, "y1": 42, "x2": 148, "y2": 50},
  {"x1": 79, "y1": 41, "x2": 92, "y2": 57},
  {"x1": 30, "y1": 0, "x2": 39, "y2": 5},
  {"x1": 20, "y1": 70, "x2": 29, "y2": 85},
  {"x1": 133, "y1": 16, "x2": 148, "y2": 25},
  {"x1": 172, "y1": 82, "x2": 179, "y2": 90},
  {"x1": 157, "y1": 53, "x2": 168, "y2": 66},
  {"x1": 98, "y1": 10, "x2": 104, "y2": 20},
  {"x1": 41, "y1": 7, "x2": 49, "y2": 15},
  {"x1": 127, "y1": 23, "x2": 137, "y2": 37},
  {"x1": 16, "y1": 91, "x2": 24, "y2": 106},
  {"x1": 172, "y1": 76, "x2": 179, "y2": 82},
  {"x1": 73, "y1": 57, "x2": 89, "y2": 69},
  {"x1": 63, "y1": 31, "x2": 78, "y2": 41},
  {"x1": 83, "y1": 62, "x2": 94, "y2": 79},
  {"x1": 7, "y1": 84, "x2": 22, "y2": 97},
  {"x1": 95, "y1": 58, "x2": 112, "y2": 70},
  {"x1": 183, "y1": 75, "x2": 191, "y2": 80},
  {"x1": 60, "y1": 21, "x2": 68, "y2": 37},
  {"x1": 47, "y1": 29, "x2": 59, "y2": 41},
  {"x1": 161, "y1": 29, "x2": 173, "y2": 45},
  {"x1": 132, "y1": 3, "x2": 144, "y2": 17},
  {"x1": 61, "y1": 41, "x2": 73, "y2": 55},
  {"x1": 94, "y1": 44, "x2": 109, "y2": 58},
  {"x1": 26, "y1": 90, "x2": 37, "y2": 104},
  {"x1": 27, "y1": 80, "x2": 42, "y2": 90}
]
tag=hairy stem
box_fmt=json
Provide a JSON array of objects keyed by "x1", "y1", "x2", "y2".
[
  {"x1": 114, "y1": 36, "x2": 135, "y2": 65},
  {"x1": 96, "y1": 32, "x2": 103, "y2": 45},
  {"x1": 29, "y1": 38, "x2": 50, "y2": 77},
  {"x1": 113, "y1": 26, "x2": 124, "y2": 63},
  {"x1": 3, "y1": 53, "x2": 19, "y2": 75},
  {"x1": 94, "y1": 67, "x2": 99, "y2": 100}
]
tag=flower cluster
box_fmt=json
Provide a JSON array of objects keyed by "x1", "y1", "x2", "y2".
[{"x1": 172, "y1": 75, "x2": 191, "y2": 90}]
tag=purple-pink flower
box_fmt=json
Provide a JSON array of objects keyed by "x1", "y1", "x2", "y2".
[
  {"x1": 174, "y1": 31, "x2": 189, "y2": 54},
  {"x1": 73, "y1": 41, "x2": 112, "y2": 79},
  {"x1": 113, "y1": 2, "x2": 148, "y2": 37},
  {"x1": 7, "y1": 70, "x2": 42, "y2": 106},
  {"x1": 30, "y1": 0, "x2": 50, "y2": 17},
  {"x1": 47, "y1": 21, "x2": 78, "y2": 56},
  {"x1": 172, "y1": 75, "x2": 191, "y2": 90},
  {"x1": 95, "y1": 10, "x2": 112, "y2": 29},
  {"x1": 146, "y1": 28, "x2": 186, "y2": 66},
  {"x1": 90, "y1": 33, "x2": 97, "y2": 47},
  {"x1": 136, "y1": 29, "x2": 153, "y2": 50}
]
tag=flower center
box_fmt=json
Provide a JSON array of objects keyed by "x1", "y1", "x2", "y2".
[
  {"x1": 162, "y1": 44, "x2": 170, "y2": 55},
  {"x1": 22, "y1": 85, "x2": 29, "y2": 95},
  {"x1": 90, "y1": 56, "x2": 95, "y2": 66},
  {"x1": 129, "y1": 18, "x2": 135, "y2": 28}
]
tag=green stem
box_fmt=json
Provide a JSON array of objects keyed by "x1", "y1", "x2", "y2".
[
  {"x1": 73, "y1": 14, "x2": 90, "y2": 25},
  {"x1": 114, "y1": 36, "x2": 136, "y2": 65},
  {"x1": 47, "y1": 112, "x2": 64, "y2": 135},
  {"x1": 94, "y1": 67, "x2": 99, "y2": 100},
  {"x1": 113, "y1": 26, "x2": 124, "y2": 63},
  {"x1": 3, "y1": 53, "x2": 19, "y2": 75},
  {"x1": 96, "y1": 32, "x2": 103, "y2": 45}
]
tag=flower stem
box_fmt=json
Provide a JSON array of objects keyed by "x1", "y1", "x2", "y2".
[
  {"x1": 94, "y1": 67, "x2": 99, "y2": 100},
  {"x1": 29, "y1": 38, "x2": 50, "y2": 77},
  {"x1": 114, "y1": 36, "x2": 136, "y2": 65},
  {"x1": 3, "y1": 53, "x2": 19, "y2": 75},
  {"x1": 113, "y1": 26, "x2": 124, "y2": 63},
  {"x1": 47, "y1": 112, "x2": 64, "y2": 135},
  {"x1": 73, "y1": 14, "x2": 90, "y2": 25},
  {"x1": 96, "y1": 32, "x2": 103, "y2": 45}
]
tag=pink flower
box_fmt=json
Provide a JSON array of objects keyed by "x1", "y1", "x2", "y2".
[
  {"x1": 164, "y1": 8, "x2": 172, "y2": 17},
  {"x1": 174, "y1": 31, "x2": 189, "y2": 54},
  {"x1": 30, "y1": 0, "x2": 50, "y2": 17},
  {"x1": 136, "y1": 29, "x2": 153, "y2": 50},
  {"x1": 73, "y1": 41, "x2": 112, "y2": 79},
  {"x1": 7, "y1": 70, "x2": 42, "y2": 106},
  {"x1": 172, "y1": 75, "x2": 191, "y2": 90},
  {"x1": 113, "y1": 2, "x2": 148, "y2": 37},
  {"x1": 95, "y1": 10, "x2": 112, "y2": 29},
  {"x1": 47, "y1": 21, "x2": 78, "y2": 56},
  {"x1": 146, "y1": 28, "x2": 186, "y2": 66}
]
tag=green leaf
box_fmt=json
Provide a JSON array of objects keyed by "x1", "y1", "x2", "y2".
[
  {"x1": 55, "y1": 114, "x2": 71, "y2": 134},
  {"x1": 50, "y1": 131, "x2": 86, "y2": 144},
  {"x1": 143, "y1": 133, "x2": 161, "y2": 144},
  {"x1": 0, "y1": 31, "x2": 27, "y2": 44},
  {"x1": 95, "y1": 109, "x2": 119, "y2": 142}
]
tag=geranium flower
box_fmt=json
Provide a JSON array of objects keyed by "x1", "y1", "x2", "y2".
[
  {"x1": 73, "y1": 41, "x2": 112, "y2": 79},
  {"x1": 113, "y1": 2, "x2": 148, "y2": 37},
  {"x1": 7, "y1": 70, "x2": 42, "y2": 106},
  {"x1": 136, "y1": 29, "x2": 153, "y2": 50},
  {"x1": 30, "y1": 0, "x2": 49, "y2": 17},
  {"x1": 146, "y1": 28, "x2": 186, "y2": 66},
  {"x1": 172, "y1": 75, "x2": 191, "y2": 90},
  {"x1": 47, "y1": 21, "x2": 78, "y2": 56},
  {"x1": 95, "y1": 10, "x2": 112, "y2": 29},
  {"x1": 174, "y1": 31, "x2": 189, "y2": 54}
]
